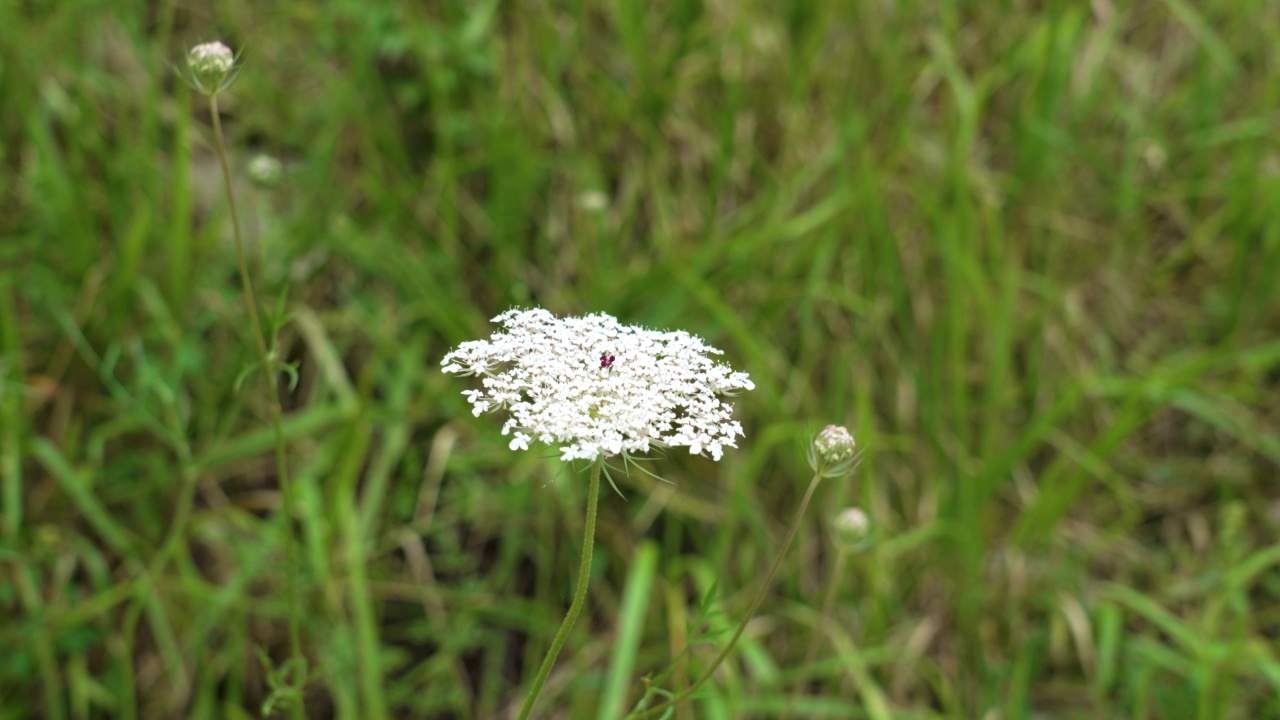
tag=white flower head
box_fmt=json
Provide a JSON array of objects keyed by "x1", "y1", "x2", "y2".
[
  {"x1": 442, "y1": 308, "x2": 755, "y2": 463},
  {"x1": 185, "y1": 41, "x2": 240, "y2": 96}
]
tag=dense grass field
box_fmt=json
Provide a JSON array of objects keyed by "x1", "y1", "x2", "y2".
[{"x1": 4, "y1": 1, "x2": 1280, "y2": 718}]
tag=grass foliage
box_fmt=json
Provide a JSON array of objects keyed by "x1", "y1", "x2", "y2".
[{"x1": 3, "y1": 1, "x2": 1280, "y2": 718}]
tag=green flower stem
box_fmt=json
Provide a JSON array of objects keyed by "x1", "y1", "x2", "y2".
[
  {"x1": 208, "y1": 94, "x2": 305, "y2": 718},
  {"x1": 518, "y1": 462, "x2": 601, "y2": 720},
  {"x1": 780, "y1": 549, "x2": 848, "y2": 720},
  {"x1": 630, "y1": 473, "x2": 824, "y2": 719}
]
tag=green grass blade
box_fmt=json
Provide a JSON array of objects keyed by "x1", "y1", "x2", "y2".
[{"x1": 598, "y1": 541, "x2": 660, "y2": 720}]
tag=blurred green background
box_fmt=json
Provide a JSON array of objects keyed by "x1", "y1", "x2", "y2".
[{"x1": 3, "y1": 1, "x2": 1280, "y2": 718}]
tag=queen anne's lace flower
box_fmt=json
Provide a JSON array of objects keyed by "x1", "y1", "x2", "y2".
[{"x1": 442, "y1": 308, "x2": 755, "y2": 462}]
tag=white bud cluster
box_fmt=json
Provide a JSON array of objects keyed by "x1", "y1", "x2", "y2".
[
  {"x1": 186, "y1": 42, "x2": 237, "y2": 96},
  {"x1": 815, "y1": 424, "x2": 856, "y2": 463},
  {"x1": 248, "y1": 154, "x2": 284, "y2": 186},
  {"x1": 442, "y1": 308, "x2": 755, "y2": 462},
  {"x1": 806, "y1": 424, "x2": 859, "y2": 478},
  {"x1": 189, "y1": 42, "x2": 234, "y2": 75}
]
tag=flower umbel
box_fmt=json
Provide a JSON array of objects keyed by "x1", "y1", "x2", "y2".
[
  {"x1": 185, "y1": 41, "x2": 240, "y2": 96},
  {"x1": 442, "y1": 308, "x2": 755, "y2": 462}
]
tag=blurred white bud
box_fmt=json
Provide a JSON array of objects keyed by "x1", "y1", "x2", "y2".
[
  {"x1": 248, "y1": 154, "x2": 284, "y2": 186},
  {"x1": 578, "y1": 190, "x2": 609, "y2": 213},
  {"x1": 1140, "y1": 138, "x2": 1167, "y2": 172},
  {"x1": 832, "y1": 507, "x2": 871, "y2": 553}
]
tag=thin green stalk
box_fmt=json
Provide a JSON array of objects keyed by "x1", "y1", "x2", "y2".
[
  {"x1": 629, "y1": 473, "x2": 824, "y2": 719},
  {"x1": 518, "y1": 462, "x2": 601, "y2": 720},
  {"x1": 208, "y1": 94, "x2": 305, "y2": 718},
  {"x1": 781, "y1": 550, "x2": 847, "y2": 720}
]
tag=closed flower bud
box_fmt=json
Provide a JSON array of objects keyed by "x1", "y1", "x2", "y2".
[
  {"x1": 832, "y1": 507, "x2": 871, "y2": 553},
  {"x1": 806, "y1": 424, "x2": 859, "y2": 477},
  {"x1": 186, "y1": 41, "x2": 239, "y2": 96},
  {"x1": 816, "y1": 425, "x2": 855, "y2": 461},
  {"x1": 248, "y1": 154, "x2": 284, "y2": 186}
]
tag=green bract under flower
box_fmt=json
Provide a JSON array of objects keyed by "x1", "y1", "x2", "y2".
[{"x1": 442, "y1": 308, "x2": 755, "y2": 462}]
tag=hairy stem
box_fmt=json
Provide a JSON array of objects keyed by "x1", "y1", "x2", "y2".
[
  {"x1": 517, "y1": 462, "x2": 601, "y2": 719},
  {"x1": 630, "y1": 473, "x2": 823, "y2": 719},
  {"x1": 209, "y1": 94, "x2": 305, "y2": 718}
]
